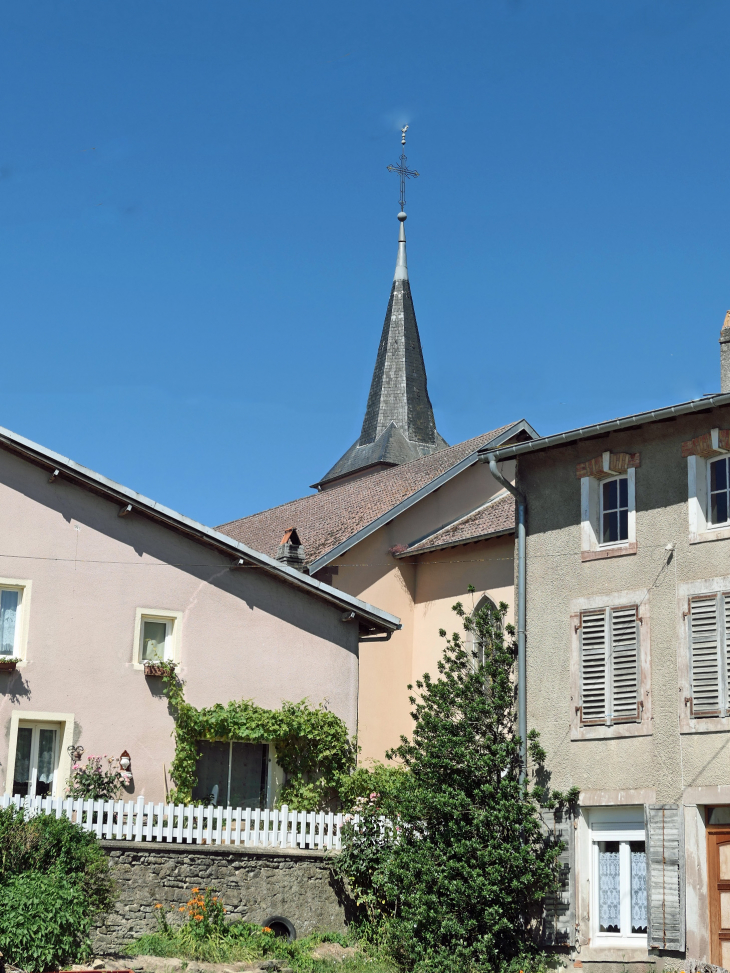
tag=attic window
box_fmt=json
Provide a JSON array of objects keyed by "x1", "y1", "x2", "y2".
[{"x1": 579, "y1": 452, "x2": 638, "y2": 560}]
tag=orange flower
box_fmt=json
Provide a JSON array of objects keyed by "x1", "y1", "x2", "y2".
[
  {"x1": 155, "y1": 903, "x2": 162, "y2": 909},
  {"x1": 179, "y1": 906, "x2": 185, "y2": 912},
  {"x1": 191, "y1": 887, "x2": 200, "y2": 893},
  {"x1": 263, "y1": 926, "x2": 272, "y2": 933}
]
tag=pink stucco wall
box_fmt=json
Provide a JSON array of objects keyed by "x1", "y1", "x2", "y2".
[{"x1": 0, "y1": 448, "x2": 359, "y2": 802}]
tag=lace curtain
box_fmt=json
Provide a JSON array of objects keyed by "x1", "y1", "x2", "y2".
[
  {"x1": 599, "y1": 845, "x2": 621, "y2": 931},
  {"x1": 631, "y1": 845, "x2": 648, "y2": 932}
]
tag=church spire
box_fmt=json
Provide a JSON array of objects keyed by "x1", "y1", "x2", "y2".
[{"x1": 313, "y1": 129, "x2": 447, "y2": 491}]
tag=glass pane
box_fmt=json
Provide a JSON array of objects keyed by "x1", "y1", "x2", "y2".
[
  {"x1": 721, "y1": 941, "x2": 730, "y2": 971},
  {"x1": 603, "y1": 480, "x2": 618, "y2": 511},
  {"x1": 712, "y1": 491, "x2": 729, "y2": 526},
  {"x1": 721, "y1": 892, "x2": 730, "y2": 929},
  {"x1": 619, "y1": 509, "x2": 629, "y2": 541},
  {"x1": 720, "y1": 843, "x2": 730, "y2": 881},
  {"x1": 598, "y1": 841, "x2": 621, "y2": 933},
  {"x1": 0, "y1": 589, "x2": 18, "y2": 656},
  {"x1": 711, "y1": 458, "x2": 728, "y2": 492},
  {"x1": 710, "y1": 807, "x2": 730, "y2": 825},
  {"x1": 619, "y1": 477, "x2": 629, "y2": 508},
  {"x1": 603, "y1": 511, "x2": 619, "y2": 544},
  {"x1": 36, "y1": 729, "x2": 56, "y2": 796},
  {"x1": 229, "y1": 743, "x2": 268, "y2": 809},
  {"x1": 142, "y1": 620, "x2": 167, "y2": 662},
  {"x1": 13, "y1": 727, "x2": 32, "y2": 797},
  {"x1": 630, "y1": 841, "x2": 647, "y2": 933},
  {"x1": 191, "y1": 741, "x2": 229, "y2": 806}
]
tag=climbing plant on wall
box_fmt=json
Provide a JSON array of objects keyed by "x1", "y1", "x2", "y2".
[{"x1": 159, "y1": 663, "x2": 358, "y2": 810}]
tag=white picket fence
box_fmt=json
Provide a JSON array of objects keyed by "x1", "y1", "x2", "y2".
[{"x1": 0, "y1": 794, "x2": 353, "y2": 850}]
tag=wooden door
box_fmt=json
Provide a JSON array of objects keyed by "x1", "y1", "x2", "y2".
[{"x1": 707, "y1": 828, "x2": 730, "y2": 966}]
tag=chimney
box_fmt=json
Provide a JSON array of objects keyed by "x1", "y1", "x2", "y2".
[
  {"x1": 276, "y1": 528, "x2": 306, "y2": 572},
  {"x1": 721, "y1": 311, "x2": 730, "y2": 393}
]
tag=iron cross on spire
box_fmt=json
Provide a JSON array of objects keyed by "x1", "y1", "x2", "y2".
[{"x1": 387, "y1": 125, "x2": 419, "y2": 213}]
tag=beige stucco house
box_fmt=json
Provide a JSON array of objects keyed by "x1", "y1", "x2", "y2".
[
  {"x1": 0, "y1": 424, "x2": 398, "y2": 806},
  {"x1": 480, "y1": 316, "x2": 730, "y2": 971},
  {"x1": 218, "y1": 210, "x2": 537, "y2": 763}
]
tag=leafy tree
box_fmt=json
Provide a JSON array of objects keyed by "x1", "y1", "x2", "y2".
[{"x1": 336, "y1": 596, "x2": 570, "y2": 973}]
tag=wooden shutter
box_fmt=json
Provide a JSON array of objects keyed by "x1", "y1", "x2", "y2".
[
  {"x1": 580, "y1": 611, "x2": 607, "y2": 724},
  {"x1": 645, "y1": 804, "x2": 685, "y2": 951},
  {"x1": 611, "y1": 606, "x2": 640, "y2": 721},
  {"x1": 689, "y1": 596, "x2": 722, "y2": 716},
  {"x1": 540, "y1": 808, "x2": 574, "y2": 947}
]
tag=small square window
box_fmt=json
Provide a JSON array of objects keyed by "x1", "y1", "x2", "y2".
[
  {"x1": 141, "y1": 619, "x2": 169, "y2": 662},
  {"x1": 134, "y1": 610, "x2": 180, "y2": 666}
]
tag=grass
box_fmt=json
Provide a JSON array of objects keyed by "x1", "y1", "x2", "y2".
[{"x1": 124, "y1": 924, "x2": 398, "y2": 973}]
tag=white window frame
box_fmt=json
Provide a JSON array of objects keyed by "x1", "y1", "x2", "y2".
[
  {"x1": 569, "y1": 589, "x2": 652, "y2": 741},
  {"x1": 132, "y1": 608, "x2": 182, "y2": 669},
  {"x1": 4, "y1": 710, "x2": 74, "y2": 798},
  {"x1": 0, "y1": 578, "x2": 31, "y2": 664},
  {"x1": 581, "y1": 460, "x2": 636, "y2": 561},
  {"x1": 687, "y1": 430, "x2": 730, "y2": 543},
  {"x1": 588, "y1": 806, "x2": 648, "y2": 949}
]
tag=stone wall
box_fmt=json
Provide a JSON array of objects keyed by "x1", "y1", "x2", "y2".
[{"x1": 93, "y1": 841, "x2": 352, "y2": 956}]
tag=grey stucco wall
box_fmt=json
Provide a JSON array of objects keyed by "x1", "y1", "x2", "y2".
[
  {"x1": 93, "y1": 842, "x2": 352, "y2": 955},
  {"x1": 520, "y1": 403, "x2": 730, "y2": 800}
]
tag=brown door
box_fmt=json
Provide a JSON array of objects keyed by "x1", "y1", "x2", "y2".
[{"x1": 707, "y1": 828, "x2": 730, "y2": 966}]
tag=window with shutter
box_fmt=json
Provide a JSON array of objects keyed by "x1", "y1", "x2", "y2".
[
  {"x1": 589, "y1": 807, "x2": 647, "y2": 946},
  {"x1": 645, "y1": 804, "x2": 685, "y2": 951},
  {"x1": 580, "y1": 606, "x2": 640, "y2": 726},
  {"x1": 688, "y1": 594, "x2": 728, "y2": 717},
  {"x1": 540, "y1": 808, "x2": 574, "y2": 947}
]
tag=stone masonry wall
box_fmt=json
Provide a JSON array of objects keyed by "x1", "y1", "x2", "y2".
[{"x1": 93, "y1": 841, "x2": 352, "y2": 955}]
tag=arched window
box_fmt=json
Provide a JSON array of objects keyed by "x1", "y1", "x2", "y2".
[{"x1": 469, "y1": 595, "x2": 497, "y2": 668}]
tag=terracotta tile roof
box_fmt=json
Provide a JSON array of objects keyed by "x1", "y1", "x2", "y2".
[
  {"x1": 395, "y1": 492, "x2": 515, "y2": 556},
  {"x1": 217, "y1": 424, "x2": 517, "y2": 566}
]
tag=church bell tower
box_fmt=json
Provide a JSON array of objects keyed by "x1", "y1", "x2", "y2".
[{"x1": 313, "y1": 129, "x2": 447, "y2": 491}]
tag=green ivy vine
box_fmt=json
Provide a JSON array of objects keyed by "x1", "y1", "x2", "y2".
[{"x1": 159, "y1": 663, "x2": 358, "y2": 810}]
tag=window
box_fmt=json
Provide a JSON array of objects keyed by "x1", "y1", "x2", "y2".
[
  {"x1": 579, "y1": 606, "x2": 640, "y2": 726},
  {"x1": 133, "y1": 609, "x2": 181, "y2": 667},
  {"x1": 0, "y1": 582, "x2": 29, "y2": 660},
  {"x1": 578, "y1": 452, "x2": 638, "y2": 560},
  {"x1": 141, "y1": 619, "x2": 170, "y2": 662},
  {"x1": 601, "y1": 477, "x2": 629, "y2": 544},
  {"x1": 709, "y1": 457, "x2": 730, "y2": 527},
  {"x1": 589, "y1": 809, "x2": 647, "y2": 945},
  {"x1": 12, "y1": 722, "x2": 60, "y2": 798},
  {"x1": 687, "y1": 593, "x2": 730, "y2": 717},
  {"x1": 191, "y1": 742, "x2": 270, "y2": 809}
]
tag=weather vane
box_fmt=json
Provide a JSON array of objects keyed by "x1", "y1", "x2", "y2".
[{"x1": 387, "y1": 125, "x2": 419, "y2": 214}]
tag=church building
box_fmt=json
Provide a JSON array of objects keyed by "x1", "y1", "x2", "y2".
[{"x1": 218, "y1": 146, "x2": 536, "y2": 763}]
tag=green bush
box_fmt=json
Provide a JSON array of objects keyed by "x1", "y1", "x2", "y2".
[
  {"x1": 0, "y1": 807, "x2": 115, "y2": 969},
  {"x1": 0, "y1": 872, "x2": 91, "y2": 971}
]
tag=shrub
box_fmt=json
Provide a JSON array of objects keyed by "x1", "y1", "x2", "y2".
[
  {"x1": 67, "y1": 753, "x2": 127, "y2": 800},
  {"x1": 0, "y1": 806, "x2": 115, "y2": 969},
  {"x1": 0, "y1": 872, "x2": 92, "y2": 971}
]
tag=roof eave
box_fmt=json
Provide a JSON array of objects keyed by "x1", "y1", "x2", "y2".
[
  {"x1": 394, "y1": 525, "x2": 515, "y2": 558},
  {"x1": 0, "y1": 425, "x2": 401, "y2": 636},
  {"x1": 479, "y1": 393, "x2": 730, "y2": 463}
]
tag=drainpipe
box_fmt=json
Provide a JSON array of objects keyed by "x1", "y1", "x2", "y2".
[{"x1": 483, "y1": 454, "x2": 527, "y2": 781}]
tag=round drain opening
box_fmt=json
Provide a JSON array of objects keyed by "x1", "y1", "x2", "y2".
[{"x1": 263, "y1": 915, "x2": 296, "y2": 941}]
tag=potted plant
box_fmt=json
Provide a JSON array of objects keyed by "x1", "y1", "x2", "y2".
[
  {"x1": 144, "y1": 660, "x2": 176, "y2": 678},
  {"x1": 0, "y1": 657, "x2": 19, "y2": 672}
]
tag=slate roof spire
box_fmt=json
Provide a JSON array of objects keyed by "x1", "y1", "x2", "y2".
[{"x1": 313, "y1": 203, "x2": 447, "y2": 491}]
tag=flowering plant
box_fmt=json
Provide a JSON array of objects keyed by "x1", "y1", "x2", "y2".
[
  {"x1": 66, "y1": 754, "x2": 129, "y2": 800},
  {"x1": 180, "y1": 888, "x2": 226, "y2": 941}
]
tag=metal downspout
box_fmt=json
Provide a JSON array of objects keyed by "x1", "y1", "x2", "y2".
[{"x1": 484, "y1": 456, "x2": 527, "y2": 781}]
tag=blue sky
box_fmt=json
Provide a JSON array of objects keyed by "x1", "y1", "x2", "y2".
[{"x1": 2, "y1": 0, "x2": 730, "y2": 526}]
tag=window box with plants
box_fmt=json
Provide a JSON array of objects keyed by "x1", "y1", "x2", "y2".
[
  {"x1": 0, "y1": 657, "x2": 19, "y2": 672},
  {"x1": 144, "y1": 660, "x2": 176, "y2": 677}
]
